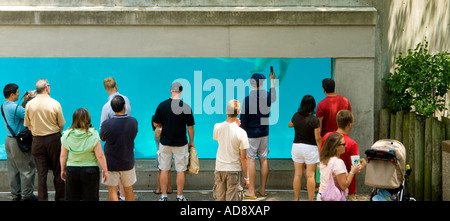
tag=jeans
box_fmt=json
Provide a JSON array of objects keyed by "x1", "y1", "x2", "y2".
[{"x1": 65, "y1": 166, "x2": 100, "y2": 201}]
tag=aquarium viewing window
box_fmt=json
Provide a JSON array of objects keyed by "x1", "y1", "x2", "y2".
[{"x1": 0, "y1": 57, "x2": 331, "y2": 159}]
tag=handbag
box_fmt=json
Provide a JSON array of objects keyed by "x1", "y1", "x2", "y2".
[
  {"x1": 321, "y1": 159, "x2": 346, "y2": 201},
  {"x1": 1, "y1": 104, "x2": 33, "y2": 152},
  {"x1": 185, "y1": 145, "x2": 199, "y2": 175}
]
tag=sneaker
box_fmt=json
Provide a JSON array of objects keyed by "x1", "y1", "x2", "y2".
[
  {"x1": 159, "y1": 196, "x2": 168, "y2": 201},
  {"x1": 176, "y1": 196, "x2": 188, "y2": 201}
]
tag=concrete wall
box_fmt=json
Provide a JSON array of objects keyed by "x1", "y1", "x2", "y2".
[
  {"x1": 0, "y1": 159, "x2": 296, "y2": 191},
  {"x1": 0, "y1": 25, "x2": 375, "y2": 57}
]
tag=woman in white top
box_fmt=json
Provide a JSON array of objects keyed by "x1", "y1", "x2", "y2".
[{"x1": 317, "y1": 133, "x2": 365, "y2": 201}]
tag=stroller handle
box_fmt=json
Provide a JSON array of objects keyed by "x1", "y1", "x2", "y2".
[{"x1": 365, "y1": 149, "x2": 397, "y2": 164}]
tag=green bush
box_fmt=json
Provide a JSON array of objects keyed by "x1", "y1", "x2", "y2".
[{"x1": 384, "y1": 39, "x2": 450, "y2": 117}]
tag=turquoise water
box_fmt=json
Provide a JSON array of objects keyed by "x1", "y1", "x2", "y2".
[{"x1": 0, "y1": 58, "x2": 330, "y2": 159}]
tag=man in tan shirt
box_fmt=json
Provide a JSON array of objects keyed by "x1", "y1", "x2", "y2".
[{"x1": 24, "y1": 79, "x2": 65, "y2": 201}]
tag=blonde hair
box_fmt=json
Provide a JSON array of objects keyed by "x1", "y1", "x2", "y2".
[
  {"x1": 103, "y1": 77, "x2": 117, "y2": 91},
  {"x1": 226, "y1": 100, "x2": 241, "y2": 118}
]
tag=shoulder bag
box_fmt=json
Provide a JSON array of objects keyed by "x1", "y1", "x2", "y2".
[
  {"x1": 321, "y1": 159, "x2": 347, "y2": 201},
  {"x1": 185, "y1": 145, "x2": 199, "y2": 175}
]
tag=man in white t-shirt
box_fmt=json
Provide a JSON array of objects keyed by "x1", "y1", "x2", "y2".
[{"x1": 213, "y1": 100, "x2": 249, "y2": 201}]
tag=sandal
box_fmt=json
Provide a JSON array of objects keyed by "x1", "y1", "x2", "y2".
[
  {"x1": 256, "y1": 191, "x2": 267, "y2": 197},
  {"x1": 153, "y1": 190, "x2": 173, "y2": 194},
  {"x1": 244, "y1": 194, "x2": 257, "y2": 199}
]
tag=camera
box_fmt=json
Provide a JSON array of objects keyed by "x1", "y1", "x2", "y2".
[{"x1": 25, "y1": 90, "x2": 37, "y2": 99}]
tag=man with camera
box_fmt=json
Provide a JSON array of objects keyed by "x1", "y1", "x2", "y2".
[{"x1": 1, "y1": 83, "x2": 37, "y2": 201}]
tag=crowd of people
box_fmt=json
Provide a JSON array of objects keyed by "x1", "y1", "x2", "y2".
[{"x1": 1, "y1": 73, "x2": 366, "y2": 201}]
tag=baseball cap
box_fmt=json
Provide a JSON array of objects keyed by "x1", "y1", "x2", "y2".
[
  {"x1": 171, "y1": 82, "x2": 183, "y2": 92},
  {"x1": 251, "y1": 73, "x2": 266, "y2": 81},
  {"x1": 250, "y1": 73, "x2": 266, "y2": 87}
]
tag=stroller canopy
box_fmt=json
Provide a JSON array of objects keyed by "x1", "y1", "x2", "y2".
[{"x1": 365, "y1": 139, "x2": 406, "y2": 189}]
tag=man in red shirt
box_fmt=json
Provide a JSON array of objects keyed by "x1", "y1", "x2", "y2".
[
  {"x1": 316, "y1": 78, "x2": 352, "y2": 137},
  {"x1": 321, "y1": 110, "x2": 365, "y2": 201}
]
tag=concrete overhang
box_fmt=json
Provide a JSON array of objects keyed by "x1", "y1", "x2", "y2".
[{"x1": 0, "y1": 6, "x2": 377, "y2": 26}]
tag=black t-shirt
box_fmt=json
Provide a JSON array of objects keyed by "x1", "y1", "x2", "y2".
[
  {"x1": 291, "y1": 112, "x2": 320, "y2": 145},
  {"x1": 100, "y1": 115, "x2": 138, "y2": 171},
  {"x1": 153, "y1": 98, "x2": 195, "y2": 146}
]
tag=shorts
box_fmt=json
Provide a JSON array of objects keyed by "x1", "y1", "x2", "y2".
[
  {"x1": 158, "y1": 143, "x2": 189, "y2": 172},
  {"x1": 291, "y1": 143, "x2": 319, "y2": 164},
  {"x1": 247, "y1": 136, "x2": 269, "y2": 159},
  {"x1": 212, "y1": 171, "x2": 244, "y2": 201},
  {"x1": 103, "y1": 167, "x2": 136, "y2": 187}
]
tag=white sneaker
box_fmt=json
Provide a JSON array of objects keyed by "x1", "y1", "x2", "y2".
[{"x1": 176, "y1": 196, "x2": 188, "y2": 201}]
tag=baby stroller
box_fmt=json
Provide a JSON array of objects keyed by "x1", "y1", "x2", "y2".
[{"x1": 364, "y1": 139, "x2": 415, "y2": 201}]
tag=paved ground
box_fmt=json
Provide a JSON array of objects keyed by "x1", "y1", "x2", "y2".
[
  {"x1": 5, "y1": 190, "x2": 445, "y2": 219},
  {"x1": 0, "y1": 189, "x2": 370, "y2": 201}
]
